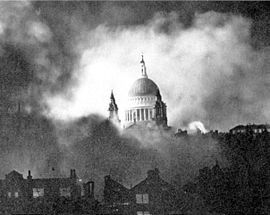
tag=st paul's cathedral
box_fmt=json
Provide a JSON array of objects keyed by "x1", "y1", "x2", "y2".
[{"x1": 108, "y1": 56, "x2": 168, "y2": 130}]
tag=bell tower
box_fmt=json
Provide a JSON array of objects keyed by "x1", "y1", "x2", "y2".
[
  {"x1": 154, "y1": 89, "x2": 167, "y2": 127},
  {"x1": 108, "y1": 90, "x2": 120, "y2": 125}
]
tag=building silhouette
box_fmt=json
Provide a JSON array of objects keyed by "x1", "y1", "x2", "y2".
[
  {"x1": 0, "y1": 169, "x2": 95, "y2": 214},
  {"x1": 102, "y1": 168, "x2": 181, "y2": 215},
  {"x1": 229, "y1": 124, "x2": 270, "y2": 134}
]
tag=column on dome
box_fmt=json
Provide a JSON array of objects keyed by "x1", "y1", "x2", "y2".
[
  {"x1": 152, "y1": 109, "x2": 155, "y2": 120},
  {"x1": 145, "y1": 109, "x2": 148, "y2": 120},
  {"x1": 137, "y1": 109, "x2": 140, "y2": 121},
  {"x1": 144, "y1": 109, "x2": 146, "y2": 120},
  {"x1": 133, "y1": 111, "x2": 136, "y2": 122}
]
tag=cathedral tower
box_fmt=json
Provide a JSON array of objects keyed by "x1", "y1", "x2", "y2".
[{"x1": 108, "y1": 90, "x2": 120, "y2": 125}]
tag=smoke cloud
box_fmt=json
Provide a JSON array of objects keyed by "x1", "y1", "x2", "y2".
[
  {"x1": 45, "y1": 11, "x2": 270, "y2": 132},
  {"x1": 53, "y1": 116, "x2": 221, "y2": 198}
]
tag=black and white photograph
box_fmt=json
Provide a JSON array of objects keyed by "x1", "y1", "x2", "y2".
[{"x1": 0, "y1": 1, "x2": 270, "y2": 214}]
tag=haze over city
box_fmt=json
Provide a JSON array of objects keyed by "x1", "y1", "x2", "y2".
[{"x1": 0, "y1": 2, "x2": 270, "y2": 214}]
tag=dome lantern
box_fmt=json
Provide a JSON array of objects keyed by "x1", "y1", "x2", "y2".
[{"x1": 140, "y1": 54, "x2": 148, "y2": 78}]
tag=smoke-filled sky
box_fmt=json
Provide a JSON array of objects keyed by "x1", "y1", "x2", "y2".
[
  {"x1": 0, "y1": 1, "x2": 270, "y2": 196},
  {"x1": 0, "y1": 1, "x2": 269, "y2": 130}
]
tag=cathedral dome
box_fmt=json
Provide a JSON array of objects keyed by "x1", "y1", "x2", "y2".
[
  {"x1": 128, "y1": 77, "x2": 159, "y2": 97},
  {"x1": 124, "y1": 55, "x2": 168, "y2": 129}
]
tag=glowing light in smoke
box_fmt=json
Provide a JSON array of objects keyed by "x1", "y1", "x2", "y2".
[{"x1": 189, "y1": 121, "x2": 208, "y2": 134}]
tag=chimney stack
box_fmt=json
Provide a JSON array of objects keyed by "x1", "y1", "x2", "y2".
[
  {"x1": 147, "y1": 168, "x2": 160, "y2": 180},
  {"x1": 89, "y1": 181, "x2": 94, "y2": 198},
  {"x1": 84, "y1": 181, "x2": 95, "y2": 198},
  {"x1": 27, "y1": 170, "x2": 32, "y2": 180},
  {"x1": 70, "y1": 169, "x2": 77, "y2": 179},
  {"x1": 84, "y1": 181, "x2": 95, "y2": 199}
]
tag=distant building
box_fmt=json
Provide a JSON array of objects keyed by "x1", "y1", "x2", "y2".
[
  {"x1": 174, "y1": 129, "x2": 188, "y2": 138},
  {"x1": 102, "y1": 168, "x2": 182, "y2": 215},
  {"x1": 229, "y1": 124, "x2": 270, "y2": 134}
]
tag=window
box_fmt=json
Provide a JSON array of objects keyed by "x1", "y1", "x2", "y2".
[
  {"x1": 136, "y1": 194, "x2": 149, "y2": 204},
  {"x1": 145, "y1": 109, "x2": 148, "y2": 120},
  {"x1": 60, "y1": 187, "x2": 71, "y2": 197},
  {"x1": 137, "y1": 211, "x2": 151, "y2": 215},
  {"x1": 14, "y1": 192, "x2": 19, "y2": 198},
  {"x1": 33, "y1": 188, "x2": 44, "y2": 198},
  {"x1": 7, "y1": 192, "x2": 11, "y2": 198}
]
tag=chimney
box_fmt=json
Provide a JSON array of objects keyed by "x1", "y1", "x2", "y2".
[
  {"x1": 104, "y1": 175, "x2": 110, "y2": 182},
  {"x1": 89, "y1": 181, "x2": 94, "y2": 198},
  {"x1": 147, "y1": 168, "x2": 160, "y2": 180},
  {"x1": 70, "y1": 169, "x2": 77, "y2": 179},
  {"x1": 84, "y1": 181, "x2": 95, "y2": 198},
  {"x1": 27, "y1": 170, "x2": 32, "y2": 180},
  {"x1": 83, "y1": 181, "x2": 95, "y2": 198}
]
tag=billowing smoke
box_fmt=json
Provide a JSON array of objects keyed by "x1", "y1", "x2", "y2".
[
  {"x1": 0, "y1": 1, "x2": 269, "y2": 197},
  {"x1": 45, "y1": 10, "x2": 270, "y2": 132},
  {"x1": 189, "y1": 121, "x2": 208, "y2": 134},
  {"x1": 53, "y1": 116, "x2": 221, "y2": 198}
]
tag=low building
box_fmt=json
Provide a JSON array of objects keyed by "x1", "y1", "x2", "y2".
[
  {"x1": 103, "y1": 175, "x2": 132, "y2": 214},
  {"x1": 103, "y1": 168, "x2": 182, "y2": 215},
  {"x1": 0, "y1": 169, "x2": 95, "y2": 214},
  {"x1": 130, "y1": 168, "x2": 179, "y2": 215},
  {"x1": 229, "y1": 124, "x2": 270, "y2": 134}
]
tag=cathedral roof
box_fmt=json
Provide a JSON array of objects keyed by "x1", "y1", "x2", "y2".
[{"x1": 128, "y1": 77, "x2": 159, "y2": 97}]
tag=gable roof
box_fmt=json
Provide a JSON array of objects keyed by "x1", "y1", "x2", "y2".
[
  {"x1": 130, "y1": 174, "x2": 174, "y2": 192},
  {"x1": 6, "y1": 170, "x2": 23, "y2": 180},
  {"x1": 104, "y1": 175, "x2": 129, "y2": 193}
]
